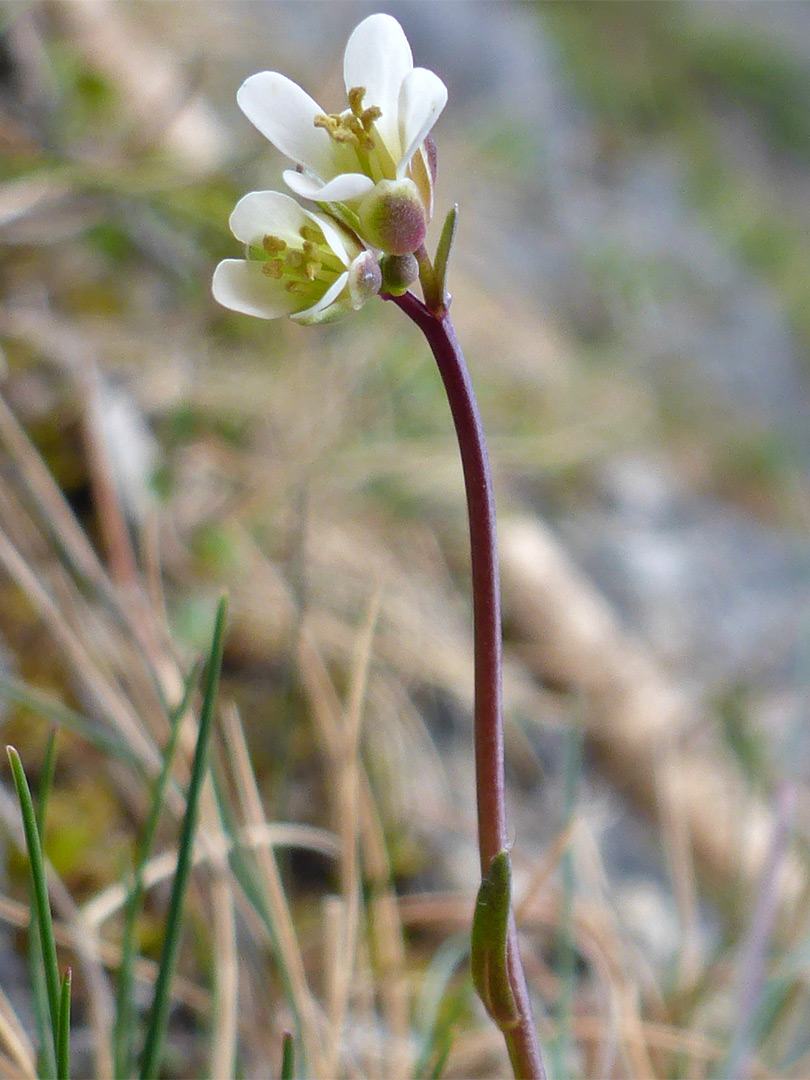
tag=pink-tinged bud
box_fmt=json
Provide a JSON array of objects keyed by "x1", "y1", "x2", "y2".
[
  {"x1": 379, "y1": 253, "x2": 419, "y2": 296},
  {"x1": 358, "y1": 178, "x2": 427, "y2": 256},
  {"x1": 347, "y1": 250, "x2": 382, "y2": 308}
]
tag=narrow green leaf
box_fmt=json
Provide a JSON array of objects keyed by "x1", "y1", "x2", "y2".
[
  {"x1": 470, "y1": 849, "x2": 518, "y2": 1026},
  {"x1": 412, "y1": 934, "x2": 469, "y2": 1080},
  {"x1": 138, "y1": 596, "x2": 228, "y2": 1080},
  {"x1": 0, "y1": 676, "x2": 141, "y2": 769},
  {"x1": 56, "y1": 968, "x2": 71, "y2": 1080},
  {"x1": 114, "y1": 659, "x2": 202, "y2": 1080},
  {"x1": 280, "y1": 1031, "x2": 295, "y2": 1080},
  {"x1": 30, "y1": 733, "x2": 58, "y2": 1080},
  {"x1": 7, "y1": 747, "x2": 61, "y2": 1064},
  {"x1": 36, "y1": 732, "x2": 58, "y2": 833},
  {"x1": 433, "y1": 204, "x2": 458, "y2": 307}
]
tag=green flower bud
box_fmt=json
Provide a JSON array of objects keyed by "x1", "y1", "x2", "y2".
[
  {"x1": 358, "y1": 178, "x2": 427, "y2": 256},
  {"x1": 379, "y1": 253, "x2": 419, "y2": 296}
]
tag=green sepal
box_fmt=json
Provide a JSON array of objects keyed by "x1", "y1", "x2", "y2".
[
  {"x1": 470, "y1": 849, "x2": 519, "y2": 1027},
  {"x1": 433, "y1": 204, "x2": 458, "y2": 308}
]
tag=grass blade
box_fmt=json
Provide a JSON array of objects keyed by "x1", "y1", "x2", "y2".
[
  {"x1": 138, "y1": 596, "x2": 227, "y2": 1080},
  {"x1": 56, "y1": 969, "x2": 71, "y2": 1080},
  {"x1": 29, "y1": 733, "x2": 58, "y2": 1080},
  {"x1": 6, "y1": 747, "x2": 61, "y2": 1067},
  {"x1": 280, "y1": 1031, "x2": 294, "y2": 1080},
  {"x1": 0, "y1": 676, "x2": 141, "y2": 769},
  {"x1": 114, "y1": 659, "x2": 202, "y2": 1080}
]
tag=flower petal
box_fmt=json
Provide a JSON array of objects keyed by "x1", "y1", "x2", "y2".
[
  {"x1": 397, "y1": 67, "x2": 447, "y2": 177},
  {"x1": 284, "y1": 168, "x2": 375, "y2": 204},
  {"x1": 293, "y1": 271, "x2": 350, "y2": 324},
  {"x1": 212, "y1": 259, "x2": 305, "y2": 320},
  {"x1": 237, "y1": 72, "x2": 354, "y2": 179},
  {"x1": 302, "y1": 208, "x2": 354, "y2": 266},
  {"x1": 229, "y1": 189, "x2": 311, "y2": 247},
  {"x1": 343, "y1": 14, "x2": 412, "y2": 156}
]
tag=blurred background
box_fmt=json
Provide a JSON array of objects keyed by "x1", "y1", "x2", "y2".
[{"x1": 1, "y1": 2, "x2": 810, "y2": 1077}]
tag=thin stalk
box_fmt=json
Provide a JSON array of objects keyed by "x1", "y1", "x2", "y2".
[{"x1": 388, "y1": 289, "x2": 547, "y2": 1079}]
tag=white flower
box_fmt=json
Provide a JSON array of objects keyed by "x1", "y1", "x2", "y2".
[
  {"x1": 212, "y1": 190, "x2": 381, "y2": 324},
  {"x1": 236, "y1": 14, "x2": 447, "y2": 247}
]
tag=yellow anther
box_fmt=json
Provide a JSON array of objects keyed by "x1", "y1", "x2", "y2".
[
  {"x1": 285, "y1": 250, "x2": 305, "y2": 270},
  {"x1": 361, "y1": 106, "x2": 382, "y2": 130},
  {"x1": 300, "y1": 225, "x2": 323, "y2": 243},
  {"x1": 314, "y1": 113, "x2": 340, "y2": 132},
  {"x1": 262, "y1": 235, "x2": 287, "y2": 255},
  {"x1": 262, "y1": 260, "x2": 283, "y2": 279},
  {"x1": 304, "y1": 261, "x2": 320, "y2": 281},
  {"x1": 332, "y1": 128, "x2": 360, "y2": 146},
  {"x1": 285, "y1": 280, "x2": 308, "y2": 294},
  {"x1": 347, "y1": 86, "x2": 366, "y2": 117}
]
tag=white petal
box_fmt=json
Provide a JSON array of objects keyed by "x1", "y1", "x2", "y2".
[
  {"x1": 343, "y1": 14, "x2": 412, "y2": 155},
  {"x1": 397, "y1": 68, "x2": 447, "y2": 176},
  {"x1": 293, "y1": 271, "x2": 349, "y2": 324},
  {"x1": 299, "y1": 208, "x2": 353, "y2": 266},
  {"x1": 284, "y1": 168, "x2": 374, "y2": 205},
  {"x1": 237, "y1": 72, "x2": 353, "y2": 179},
  {"x1": 229, "y1": 190, "x2": 310, "y2": 247},
  {"x1": 212, "y1": 259, "x2": 302, "y2": 320}
]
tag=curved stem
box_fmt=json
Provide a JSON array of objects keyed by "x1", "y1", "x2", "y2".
[{"x1": 388, "y1": 289, "x2": 547, "y2": 1080}]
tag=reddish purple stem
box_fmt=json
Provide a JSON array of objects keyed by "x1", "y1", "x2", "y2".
[{"x1": 388, "y1": 289, "x2": 547, "y2": 1080}]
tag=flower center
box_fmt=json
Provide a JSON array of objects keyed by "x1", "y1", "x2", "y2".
[
  {"x1": 259, "y1": 224, "x2": 345, "y2": 294},
  {"x1": 313, "y1": 87, "x2": 396, "y2": 184}
]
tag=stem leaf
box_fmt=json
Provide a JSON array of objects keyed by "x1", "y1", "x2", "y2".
[{"x1": 470, "y1": 850, "x2": 518, "y2": 1027}]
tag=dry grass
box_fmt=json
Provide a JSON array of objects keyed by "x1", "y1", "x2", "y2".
[{"x1": 0, "y1": 3, "x2": 808, "y2": 1078}]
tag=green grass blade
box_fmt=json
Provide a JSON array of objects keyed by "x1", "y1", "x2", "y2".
[
  {"x1": 412, "y1": 934, "x2": 469, "y2": 1080},
  {"x1": 0, "y1": 676, "x2": 142, "y2": 770},
  {"x1": 138, "y1": 596, "x2": 227, "y2": 1080},
  {"x1": 29, "y1": 733, "x2": 58, "y2": 1080},
  {"x1": 114, "y1": 659, "x2": 202, "y2": 1080},
  {"x1": 7, "y1": 746, "x2": 61, "y2": 1066},
  {"x1": 280, "y1": 1031, "x2": 294, "y2": 1080},
  {"x1": 56, "y1": 968, "x2": 71, "y2": 1080}
]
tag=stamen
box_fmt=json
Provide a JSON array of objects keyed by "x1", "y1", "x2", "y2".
[
  {"x1": 262, "y1": 260, "x2": 284, "y2": 279},
  {"x1": 361, "y1": 106, "x2": 382, "y2": 131},
  {"x1": 285, "y1": 250, "x2": 305, "y2": 270},
  {"x1": 304, "y1": 261, "x2": 320, "y2": 281},
  {"x1": 262, "y1": 235, "x2": 287, "y2": 255},
  {"x1": 300, "y1": 225, "x2": 323, "y2": 243},
  {"x1": 348, "y1": 86, "x2": 366, "y2": 117},
  {"x1": 285, "y1": 280, "x2": 309, "y2": 294}
]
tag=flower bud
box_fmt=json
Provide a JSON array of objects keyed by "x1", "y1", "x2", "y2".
[
  {"x1": 347, "y1": 250, "x2": 383, "y2": 309},
  {"x1": 358, "y1": 178, "x2": 427, "y2": 256},
  {"x1": 379, "y1": 253, "x2": 419, "y2": 296}
]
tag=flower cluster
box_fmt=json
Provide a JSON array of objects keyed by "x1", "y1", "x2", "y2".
[{"x1": 213, "y1": 14, "x2": 447, "y2": 323}]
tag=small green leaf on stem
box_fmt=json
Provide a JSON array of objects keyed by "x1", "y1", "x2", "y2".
[
  {"x1": 433, "y1": 204, "x2": 458, "y2": 309},
  {"x1": 56, "y1": 968, "x2": 71, "y2": 1080},
  {"x1": 471, "y1": 849, "x2": 518, "y2": 1027},
  {"x1": 280, "y1": 1031, "x2": 295, "y2": 1080}
]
